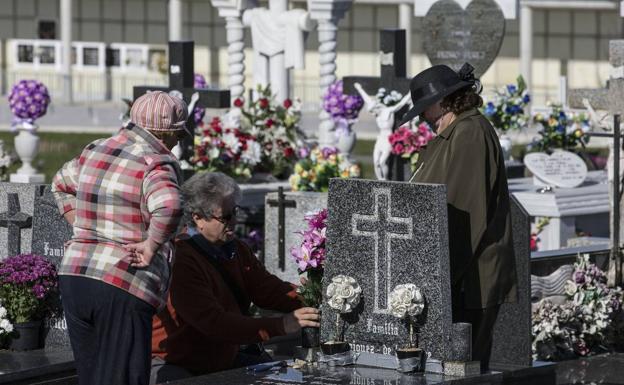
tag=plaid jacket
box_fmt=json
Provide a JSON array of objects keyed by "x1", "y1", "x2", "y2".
[{"x1": 52, "y1": 125, "x2": 183, "y2": 309}]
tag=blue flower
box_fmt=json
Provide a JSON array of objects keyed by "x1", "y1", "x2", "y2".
[
  {"x1": 510, "y1": 105, "x2": 521, "y2": 114},
  {"x1": 484, "y1": 102, "x2": 496, "y2": 116},
  {"x1": 507, "y1": 84, "x2": 517, "y2": 94},
  {"x1": 523, "y1": 94, "x2": 531, "y2": 104},
  {"x1": 556, "y1": 124, "x2": 565, "y2": 134}
]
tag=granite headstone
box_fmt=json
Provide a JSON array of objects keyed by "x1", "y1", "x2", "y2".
[
  {"x1": 320, "y1": 179, "x2": 458, "y2": 362},
  {"x1": 31, "y1": 185, "x2": 73, "y2": 350},
  {"x1": 264, "y1": 191, "x2": 328, "y2": 283},
  {"x1": 0, "y1": 182, "x2": 46, "y2": 260},
  {"x1": 422, "y1": 0, "x2": 505, "y2": 77},
  {"x1": 489, "y1": 195, "x2": 532, "y2": 368}
]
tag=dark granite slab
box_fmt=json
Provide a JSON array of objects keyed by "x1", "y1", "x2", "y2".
[
  {"x1": 0, "y1": 349, "x2": 75, "y2": 384},
  {"x1": 321, "y1": 179, "x2": 455, "y2": 362},
  {"x1": 164, "y1": 364, "x2": 504, "y2": 385},
  {"x1": 489, "y1": 196, "x2": 532, "y2": 367}
]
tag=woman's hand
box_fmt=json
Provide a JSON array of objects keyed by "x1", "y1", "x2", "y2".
[
  {"x1": 283, "y1": 307, "x2": 320, "y2": 334},
  {"x1": 123, "y1": 238, "x2": 160, "y2": 268}
]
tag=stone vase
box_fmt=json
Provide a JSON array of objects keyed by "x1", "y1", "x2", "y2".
[
  {"x1": 10, "y1": 320, "x2": 42, "y2": 351},
  {"x1": 396, "y1": 347, "x2": 425, "y2": 373},
  {"x1": 301, "y1": 327, "x2": 320, "y2": 348},
  {"x1": 14, "y1": 127, "x2": 40, "y2": 175},
  {"x1": 336, "y1": 127, "x2": 356, "y2": 159},
  {"x1": 498, "y1": 133, "x2": 513, "y2": 161}
]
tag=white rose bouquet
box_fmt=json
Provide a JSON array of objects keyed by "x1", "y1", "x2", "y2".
[
  {"x1": 326, "y1": 275, "x2": 362, "y2": 341},
  {"x1": 389, "y1": 284, "x2": 425, "y2": 348},
  {"x1": 0, "y1": 300, "x2": 14, "y2": 346}
]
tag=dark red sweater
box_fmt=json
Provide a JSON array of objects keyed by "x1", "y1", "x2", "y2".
[{"x1": 151, "y1": 237, "x2": 301, "y2": 374}]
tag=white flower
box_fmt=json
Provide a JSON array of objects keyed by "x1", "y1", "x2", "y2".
[
  {"x1": 0, "y1": 318, "x2": 13, "y2": 334},
  {"x1": 222, "y1": 132, "x2": 241, "y2": 153},
  {"x1": 388, "y1": 284, "x2": 425, "y2": 319},
  {"x1": 208, "y1": 147, "x2": 220, "y2": 160},
  {"x1": 241, "y1": 140, "x2": 262, "y2": 165},
  {"x1": 0, "y1": 306, "x2": 6, "y2": 319},
  {"x1": 326, "y1": 275, "x2": 362, "y2": 313}
]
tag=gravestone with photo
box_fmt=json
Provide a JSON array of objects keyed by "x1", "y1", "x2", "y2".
[
  {"x1": 422, "y1": 0, "x2": 506, "y2": 78},
  {"x1": 31, "y1": 185, "x2": 73, "y2": 350}
]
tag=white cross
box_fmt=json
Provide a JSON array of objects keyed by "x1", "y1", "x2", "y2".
[{"x1": 351, "y1": 188, "x2": 413, "y2": 314}]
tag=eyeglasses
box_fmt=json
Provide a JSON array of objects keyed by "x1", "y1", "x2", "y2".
[{"x1": 210, "y1": 206, "x2": 240, "y2": 225}]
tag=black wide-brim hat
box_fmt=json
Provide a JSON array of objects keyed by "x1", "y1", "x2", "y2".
[{"x1": 400, "y1": 63, "x2": 478, "y2": 126}]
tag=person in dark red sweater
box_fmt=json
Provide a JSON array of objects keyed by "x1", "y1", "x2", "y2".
[{"x1": 150, "y1": 172, "x2": 320, "y2": 384}]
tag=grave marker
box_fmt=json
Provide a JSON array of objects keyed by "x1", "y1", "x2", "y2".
[{"x1": 0, "y1": 193, "x2": 32, "y2": 257}]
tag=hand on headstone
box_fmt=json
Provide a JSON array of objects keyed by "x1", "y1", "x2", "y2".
[
  {"x1": 283, "y1": 307, "x2": 320, "y2": 334},
  {"x1": 124, "y1": 238, "x2": 160, "y2": 268}
]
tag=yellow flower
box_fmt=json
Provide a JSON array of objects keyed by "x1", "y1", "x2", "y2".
[
  {"x1": 294, "y1": 163, "x2": 303, "y2": 173},
  {"x1": 340, "y1": 170, "x2": 349, "y2": 178},
  {"x1": 574, "y1": 129, "x2": 583, "y2": 138},
  {"x1": 349, "y1": 164, "x2": 361, "y2": 177},
  {"x1": 301, "y1": 170, "x2": 309, "y2": 179}
]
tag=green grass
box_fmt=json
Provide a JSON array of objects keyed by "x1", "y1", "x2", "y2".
[{"x1": 0, "y1": 132, "x2": 107, "y2": 183}]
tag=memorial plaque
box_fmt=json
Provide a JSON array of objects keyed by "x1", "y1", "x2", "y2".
[
  {"x1": 524, "y1": 150, "x2": 588, "y2": 188},
  {"x1": 320, "y1": 179, "x2": 455, "y2": 362},
  {"x1": 422, "y1": 0, "x2": 506, "y2": 77}
]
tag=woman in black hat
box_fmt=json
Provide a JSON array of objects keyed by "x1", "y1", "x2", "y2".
[{"x1": 403, "y1": 63, "x2": 517, "y2": 371}]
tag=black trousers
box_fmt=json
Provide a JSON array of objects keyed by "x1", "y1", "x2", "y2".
[{"x1": 59, "y1": 275, "x2": 155, "y2": 385}]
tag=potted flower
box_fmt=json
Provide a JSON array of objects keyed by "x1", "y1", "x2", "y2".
[
  {"x1": 322, "y1": 81, "x2": 364, "y2": 157},
  {"x1": 289, "y1": 147, "x2": 360, "y2": 192},
  {"x1": 7, "y1": 80, "x2": 50, "y2": 181},
  {"x1": 0, "y1": 300, "x2": 14, "y2": 348},
  {"x1": 291, "y1": 209, "x2": 327, "y2": 348},
  {"x1": 322, "y1": 274, "x2": 362, "y2": 355},
  {"x1": 529, "y1": 103, "x2": 590, "y2": 153},
  {"x1": 388, "y1": 284, "x2": 426, "y2": 372},
  {"x1": 0, "y1": 254, "x2": 60, "y2": 350},
  {"x1": 482, "y1": 76, "x2": 530, "y2": 160},
  {"x1": 388, "y1": 122, "x2": 435, "y2": 174}
]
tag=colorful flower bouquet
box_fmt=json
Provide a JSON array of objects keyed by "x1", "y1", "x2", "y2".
[
  {"x1": 291, "y1": 209, "x2": 327, "y2": 309},
  {"x1": 482, "y1": 76, "x2": 531, "y2": 133},
  {"x1": 322, "y1": 80, "x2": 364, "y2": 135},
  {"x1": 388, "y1": 122, "x2": 435, "y2": 171},
  {"x1": 8, "y1": 80, "x2": 51, "y2": 131},
  {"x1": 532, "y1": 254, "x2": 623, "y2": 361},
  {"x1": 529, "y1": 104, "x2": 591, "y2": 152},
  {"x1": 0, "y1": 254, "x2": 60, "y2": 324},
  {"x1": 192, "y1": 85, "x2": 304, "y2": 181},
  {"x1": 289, "y1": 146, "x2": 360, "y2": 192}
]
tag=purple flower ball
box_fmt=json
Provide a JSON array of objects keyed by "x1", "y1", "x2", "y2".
[{"x1": 8, "y1": 80, "x2": 50, "y2": 121}]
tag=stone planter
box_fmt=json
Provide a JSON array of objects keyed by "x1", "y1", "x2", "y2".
[
  {"x1": 396, "y1": 347, "x2": 425, "y2": 373},
  {"x1": 10, "y1": 125, "x2": 45, "y2": 183},
  {"x1": 336, "y1": 128, "x2": 356, "y2": 159},
  {"x1": 10, "y1": 320, "x2": 42, "y2": 351}
]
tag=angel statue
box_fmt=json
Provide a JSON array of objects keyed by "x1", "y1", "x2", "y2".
[{"x1": 354, "y1": 82, "x2": 412, "y2": 180}]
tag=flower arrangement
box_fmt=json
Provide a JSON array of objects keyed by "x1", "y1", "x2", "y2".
[
  {"x1": 375, "y1": 88, "x2": 405, "y2": 107},
  {"x1": 8, "y1": 80, "x2": 51, "y2": 131},
  {"x1": 192, "y1": 84, "x2": 304, "y2": 180},
  {"x1": 388, "y1": 122, "x2": 435, "y2": 171},
  {"x1": 0, "y1": 300, "x2": 14, "y2": 346},
  {"x1": 291, "y1": 209, "x2": 327, "y2": 308},
  {"x1": 326, "y1": 275, "x2": 362, "y2": 342},
  {"x1": 529, "y1": 104, "x2": 591, "y2": 152},
  {"x1": 389, "y1": 284, "x2": 425, "y2": 348},
  {"x1": 482, "y1": 76, "x2": 531, "y2": 133},
  {"x1": 193, "y1": 73, "x2": 208, "y2": 126},
  {"x1": 289, "y1": 146, "x2": 360, "y2": 192},
  {"x1": 532, "y1": 254, "x2": 623, "y2": 361},
  {"x1": 0, "y1": 254, "x2": 59, "y2": 324},
  {"x1": 322, "y1": 80, "x2": 364, "y2": 135},
  {"x1": 191, "y1": 116, "x2": 262, "y2": 180}
]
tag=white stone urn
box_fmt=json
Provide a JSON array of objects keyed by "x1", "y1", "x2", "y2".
[
  {"x1": 10, "y1": 123, "x2": 45, "y2": 183},
  {"x1": 335, "y1": 124, "x2": 356, "y2": 160},
  {"x1": 498, "y1": 133, "x2": 513, "y2": 161}
]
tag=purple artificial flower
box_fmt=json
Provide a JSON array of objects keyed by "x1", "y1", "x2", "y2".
[
  {"x1": 573, "y1": 270, "x2": 586, "y2": 284},
  {"x1": 320, "y1": 147, "x2": 339, "y2": 159},
  {"x1": 322, "y1": 80, "x2": 364, "y2": 122},
  {"x1": 8, "y1": 80, "x2": 50, "y2": 123},
  {"x1": 193, "y1": 73, "x2": 207, "y2": 126}
]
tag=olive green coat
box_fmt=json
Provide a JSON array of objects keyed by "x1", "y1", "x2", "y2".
[{"x1": 412, "y1": 109, "x2": 517, "y2": 309}]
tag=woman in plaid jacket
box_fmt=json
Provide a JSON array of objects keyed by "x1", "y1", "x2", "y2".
[{"x1": 52, "y1": 91, "x2": 188, "y2": 385}]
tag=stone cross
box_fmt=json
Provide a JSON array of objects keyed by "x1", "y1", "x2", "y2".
[
  {"x1": 266, "y1": 187, "x2": 297, "y2": 271},
  {"x1": 0, "y1": 193, "x2": 32, "y2": 257},
  {"x1": 352, "y1": 187, "x2": 413, "y2": 313},
  {"x1": 343, "y1": 29, "x2": 412, "y2": 181},
  {"x1": 568, "y1": 40, "x2": 624, "y2": 286},
  {"x1": 134, "y1": 41, "x2": 231, "y2": 162}
]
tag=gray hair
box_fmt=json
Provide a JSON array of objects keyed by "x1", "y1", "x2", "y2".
[{"x1": 181, "y1": 172, "x2": 242, "y2": 228}]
